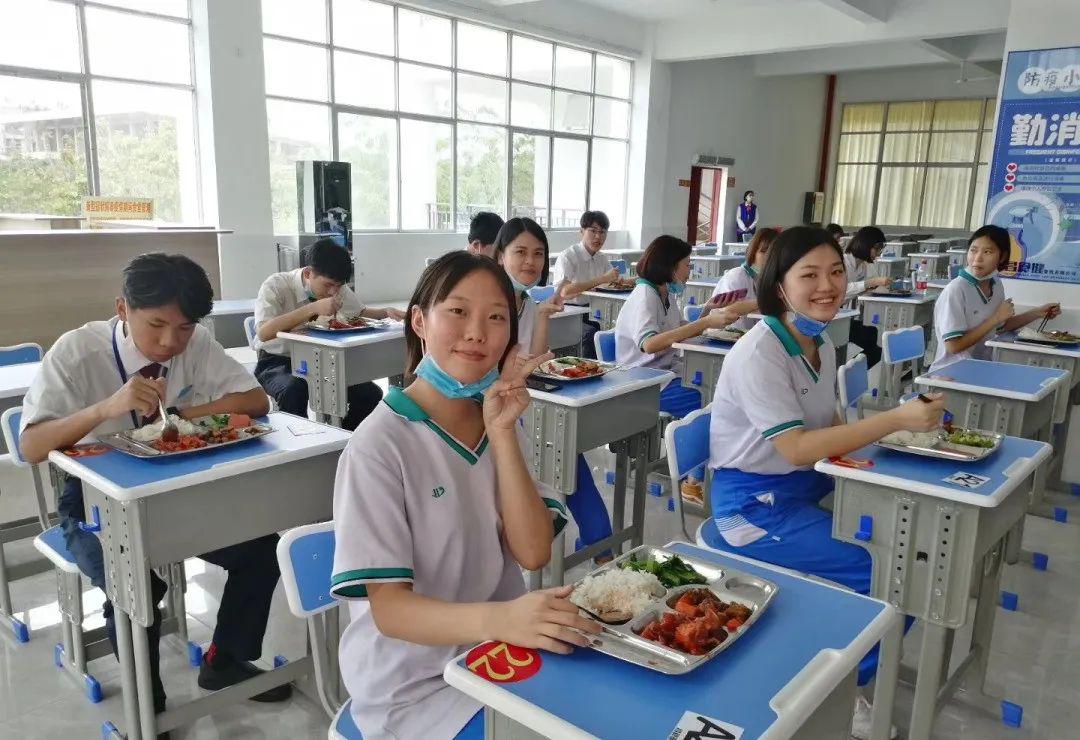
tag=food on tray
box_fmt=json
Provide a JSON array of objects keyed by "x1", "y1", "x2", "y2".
[
  {"x1": 598, "y1": 278, "x2": 635, "y2": 291},
  {"x1": 570, "y1": 568, "x2": 665, "y2": 624},
  {"x1": 638, "y1": 590, "x2": 752, "y2": 655},
  {"x1": 152, "y1": 435, "x2": 208, "y2": 453},
  {"x1": 703, "y1": 327, "x2": 745, "y2": 342},
  {"x1": 1043, "y1": 329, "x2": 1080, "y2": 342},
  {"x1": 127, "y1": 413, "x2": 266, "y2": 452},
  {"x1": 310, "y1": 314, "x2": 373, "y2": 330},
  {"x1": 540, "y1": 357, "x2": 606, "y2": 379},
  {"x1": 945, "y1": 428, "x2": 995, "y2": 448},
  {"x1": 130, "y1": 414, "x2": 199, "y2": 442},
  {"x1": 620, "y1": 554, "x2": 707, "y2": 588},
  {"x1": 879, "y1": 429, "x2": 942, "y2": 448}
]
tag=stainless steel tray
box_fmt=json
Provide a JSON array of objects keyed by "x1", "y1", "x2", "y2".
[
  {"x1": 300, "y1": 317, "x2": 390, "y2": 333},
  {"x1": 875, "y1": 428, "x2": 1002, "y2": 461},
  {"x1": 571, "y1": 546, "x2": 778, "y2": 675},
  {"x1": 1016, "y1": 327, "x2": 1080, "y2": 346},
  {"x1": 702, "y1": 328, "x2": 745, "y2": 343},
  {"x1": 532, "y1": 357, "x2": 619, "y2": 382},
  {"x1": 593, "y1": 284, "x2": 634, "y2": 293},
  {"x1": 98, "y1": 422, "x2": 274, "y2": 458}
]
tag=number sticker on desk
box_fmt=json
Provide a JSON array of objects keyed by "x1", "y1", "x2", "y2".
[
  {"x1": 669, "y1": 711, "x2": 745, "y2": 740},
  {"x1": 943, "y1": 471, "x2": 990, "y2": 489},
  {"x1": 465, "y1": 642, "x2": 541, "y2": 683}
]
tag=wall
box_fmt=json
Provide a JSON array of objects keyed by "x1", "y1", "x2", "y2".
[{"x1": 660, "y1": 56, "x2": 826, "y2": 243}]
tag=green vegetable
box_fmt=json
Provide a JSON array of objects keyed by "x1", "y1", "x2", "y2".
[
  {"x1": 210, "y1": 414, "x2": 230, "y2": 428},
  {"x1": 946, "y1": 429, "x2": 995, "y2": 448},
  {"x1": 620, "y1": 554, "x2": 707, "y2": 588}
]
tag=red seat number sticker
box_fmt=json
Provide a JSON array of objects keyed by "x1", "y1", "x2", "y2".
[{"x1": 465, "y1": 642, "x2": 541, "y2": 683}]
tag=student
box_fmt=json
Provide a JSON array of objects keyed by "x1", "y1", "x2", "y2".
[
  {"x1": 703, "y1": 227, "x2": 942, "y2": 731},
  {"x1": 735, "y1": 190, "x2": 759, "y2": 243},
  {"x1": 824, "y1": 223, "x2": 845, "y2": 241},
  {"x1": 465, "y1": 211, "x2": 504, "y2": 258},
  {"x1": 494, "y1": 217, "x2": 614, "y2": 561},
  {"x1": 253, "y1": 238, "x2": 405, "y2": 430},
  {"x1": 709, "y1": 227, "x2": 779, "y2": 330},
  {"x1": 843, "y1": 226, "x2": 894, "y2": 368},
  {"x1": 928, "y1": 224, "x2": 1059, "y2": 374},
  {"x1": 330, "y1": 251, "x2": 599, "y2": 739},
  {"x1": 19, "y1": 254, "x2": 290, "y2": 726},
  {"x1": 614, "y1": 235, "x2": 739, "y2": 414},
  {"x1": 552, "y1": 210, "x2": 621, "y2": 359}
]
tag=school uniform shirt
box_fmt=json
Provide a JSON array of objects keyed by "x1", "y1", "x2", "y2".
[
  {"x1": 843, "y1": 253, "x2": 870, "y2": 303},
  {"x1": 516, "y1": 293, "x2": 538, "y2": 354},
  {"x1": 614, "y1": 279, "x2": 684, "y2": 375},
  {"x1": 330, "y1": 388, "x2": 566, "y2": 740},
  {"x1": 710, "y1": 262, "x2": 758, "y2": 332},
  {"x1": 708, "y1": 316, "x2": 837, "y2": 476},
  {"x1": 253, "y1": 268, "x2": 366, "y2": 356},
  {"x1": 552, "y1": 242, "x2": 613, "y2": 306},
  {"x1": 20, "y1": 317, "x2": 260, "y2": 438},
  {"x1": 928, "y1": 268, "x2": 1005, "y2": 374}
]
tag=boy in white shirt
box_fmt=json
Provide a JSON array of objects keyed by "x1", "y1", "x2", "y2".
[
  {"x1": 20, "y1": 254, "x2": 290, "y2": 727},
  {"x1": 552, "y1": 211, "x2": 620, "y2": 358},
  {"x1": 253, "y1": 238, "x2": 405, "y2": 430}
]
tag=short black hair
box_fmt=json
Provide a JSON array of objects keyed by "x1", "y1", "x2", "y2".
[
  {"x1": 580, "y1": 211, "x2": 610, "y2": 231},
  {"x1": 307, "y1": 238, "x2": 353, "y2": 283},
  {"x1": 969, "y1": 224, "x2": 1011, "y2": 269},
  {"x1": 405, "y1": 251, "x2": 519, "y2": 377},
  {"x1": 847, "y1": 226, "x2": 886, "y2": 263},
  {"x1": 757, "y1": 226, "x2": 843, "y2": 317},
  {"x1": 636, "y1": 235, "x2": 693, "y2": 285},
  {"x1": 468, "y1": 212, "x2": 505, "y2": 247},
  {"x1": 824, "y1": 223, "x2": 845, "y2": 238},
  {"x1": 743, "y1": 190, "x2": 755, "y2": 200},
  {"x1": 493, "y1": 217, "x2": 550, "y2": 287},
  {"x1": 122, "y1": 253, "x2": 214, "y2": 322}
]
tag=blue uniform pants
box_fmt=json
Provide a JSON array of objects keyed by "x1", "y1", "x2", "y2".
[{"x1": 567, "y1": 455, "x2": 613, "y2": 553}]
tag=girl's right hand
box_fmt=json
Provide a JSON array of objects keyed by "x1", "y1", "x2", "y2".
[
  {"x1": 488, "y1": 586, "x2": 601, "y2": 655},
  {"x1": 890, "y1": 393, "x2": 945, "y2": 432},
  {"x1": 869, "y1": 276, "x2": 893, "y2": 288},
  {"x1": 703, "y1": 308, "x2": 738, "y2": 329},
  {"x1": 995, "y1": 298, "x2": 1015, "y2": 324}
]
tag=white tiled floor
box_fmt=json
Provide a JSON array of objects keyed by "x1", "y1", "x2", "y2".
[{"x1": 1, "y1": 451, "x2": 1079, "y2": 738}]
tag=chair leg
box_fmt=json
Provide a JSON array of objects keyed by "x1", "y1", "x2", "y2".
[{"x1": 0, "y1": 535, "x2": 30, "y2": 643}]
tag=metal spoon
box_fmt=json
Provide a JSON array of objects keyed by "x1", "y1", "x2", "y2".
[{"x1": 157, "y1": 396, "x2": 179, "y2": 443}]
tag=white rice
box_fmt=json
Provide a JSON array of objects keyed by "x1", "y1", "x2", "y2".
[
  {"x1": 130, "y1": 414, "x2": 200, "y2": 442},
  {"x1": 570, "y1": 568, "x2": 663, "y2": 619},
  {"x1": 880, "y1": 430, "x2": 941, "y2": 448}
]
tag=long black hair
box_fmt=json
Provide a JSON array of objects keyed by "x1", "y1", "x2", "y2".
[
  {"x1": 404, "y1": 251, "x2": 519, "y2": 377},
  {"x1": 492, "y1": 217, "x2": 551, "y2": 287},
  {"x1": 757, "y1": 226, "x2": 843, "y2": 317}
]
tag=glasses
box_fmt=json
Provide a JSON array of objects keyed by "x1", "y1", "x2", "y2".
[{"x1": 585, "y1": 227, "x2": 608, "y2": 236}]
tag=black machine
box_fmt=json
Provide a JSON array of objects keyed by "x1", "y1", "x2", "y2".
[{"x1": 297, "y1": 160, "x2": 352, "y2": 263}]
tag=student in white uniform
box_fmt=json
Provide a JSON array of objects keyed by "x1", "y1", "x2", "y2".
[
  {"x1": 929, "y1": 224, "x2": 1059, "y2": 374},
  {"x1": 494, "y1": 218, "x2": 614, "y2": 561},
  {"x1": 253, "y1": 238, "x2": 405, "y2": 430},
  {"x1": 552, "y1": 211, "x2": 620, "y2": 359},
  {"x1": 843, "y1": 226, "x2": 894, "y2": 368},
  {"x1": 465, "y1": 211, "x2": 504, "y2": 258},
  {"x1": 20, "y1": 254, "x2": 290, "y2": 725},
  {"x1": 704, "y1": 227, "x2": 944, "y2": 727},
  {"x1": 331, "y1": 252, "x2": 598, "y2": 740},
  {"x1": 709, "y1": 227, "x2": 779, "y2": 330},
  {"x1": 615, "y1": 235, "x2": 738, "y2": 415}
]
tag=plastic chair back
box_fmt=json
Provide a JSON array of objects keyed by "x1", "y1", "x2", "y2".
[
  {"x1": 594, "y1": 330, "x2": 616, "y2": 362},
  {"x1": 0, "y1": 343, "x2": 42, "y2": 366}
]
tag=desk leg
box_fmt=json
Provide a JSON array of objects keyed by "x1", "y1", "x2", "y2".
[
  {"x1": 114, "y1": 609, "x2": 143, "y2": 740},
  {"x1": 611, "y1": 448, "x2": 629, "y2": 542},
  {"x1": 550, "y1": 511, "x2": 567, "y2": 587},
  {"x1": 132, "y1": 614, "x2": 158, "y2": 739},
  {"x1": 909, "y1": 622, "x2": 949, "y2": 740},
  {"x1": 631, "y1": 434, "x2": 648, "y2": 550},
  {"x1": 870, "y1": 617, "x2": 903, "y2": 740},
  {"x1": 965, "y1": 544, "x2": 1002, "y2": 695}
]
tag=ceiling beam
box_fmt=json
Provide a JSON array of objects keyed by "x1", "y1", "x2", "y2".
[
  {"x1": 816, "y1": 0, "x2": 895, "y2": 24},
  {"x1": 915, "y1": 34, "x2": 1004, "y2": 76}
]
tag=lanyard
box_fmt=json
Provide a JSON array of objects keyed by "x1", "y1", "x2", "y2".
[{"x1": 111, "y1": 323, "x2": 167, "y2": 428}]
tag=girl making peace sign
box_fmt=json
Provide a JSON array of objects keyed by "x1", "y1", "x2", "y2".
[{"x1": 330, "y1": 251, "x2": 599, "y2": 740}]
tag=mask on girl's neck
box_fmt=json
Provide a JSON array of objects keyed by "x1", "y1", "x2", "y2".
[
  {"x1": 508, "y1": 273, "x2": 539, "y2": 294},
  {"x1": 779, "y1": 288, "x2": 830, "y2": 338},
  {"x1": 414, "y1": 353, "x2": 498, "y2": 399},
  {"x1": 668, "y1": 280, "x2": 685, "y2": 296}
]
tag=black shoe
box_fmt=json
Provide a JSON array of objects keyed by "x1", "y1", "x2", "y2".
[{"x1": 197, "y1": 656, "x2": 293, "y2": 702}]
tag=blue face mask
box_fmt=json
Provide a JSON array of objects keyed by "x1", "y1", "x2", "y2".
[
  {"x1": 509, "y1": 273, "x2": 538, "y2": 294},
  {"x1": 415, "y1": 354, "x2": 499, "y2": 399},
  {"x1": 305, "y1": 288, "x2": 317, "y2": 301},
  {"x1": 668, "y1": 280, "x2": 685, "y2": 296},
  {"x1": 780, "y1": 288, "x2": 830, "y2": 338},
  {"x1": 982, "y1": 269, "x2": 999, "y2": 282}
]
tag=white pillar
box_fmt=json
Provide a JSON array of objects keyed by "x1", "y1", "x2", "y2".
[{"x1": 191, "y1": 0, "x2": 277, "y2": 299}]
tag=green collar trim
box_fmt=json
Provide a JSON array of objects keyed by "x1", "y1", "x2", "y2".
[
  {"x1": 635, "y1": 278, "x2": 661, "y2": 296},
  {"x1": 958, "y1": 268, "x2": 993, "y2": 304},
  {"x1": 384, "y1": 388, "x2": 488, "y2": 465},
  {"x1": 763, "y1": 316, "x2": 823, "y2": 383},
  {"x1": 742, "y1": 263, "x2": 758, "y2": 279}
]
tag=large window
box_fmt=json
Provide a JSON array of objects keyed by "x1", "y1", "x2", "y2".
[
  {"x1": 831, "y1": 98, "x2": 994, "y2": 230},
  {"x1": 0, "y1": 0, "x2": 199, "y2": 221},
  {"x1": 262, "y1": 0, "x2": 632, "y2": 234}
]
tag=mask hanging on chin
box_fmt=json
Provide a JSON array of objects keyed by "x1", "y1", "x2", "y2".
[
  {"x1": 414, "y1": 338, "x2": 499, "y2": 399},
  {"x1": 779, "y1": 287, "x2": 830, "y2": 338}
]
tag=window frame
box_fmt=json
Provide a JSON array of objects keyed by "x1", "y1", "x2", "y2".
[
  {"x1": 830, "y1": 97, "x2": 994, "y2": 230},
  {"x1": 263, "y1": 0, "x2": 632, "y2": 234},
  {"x1": 0, "y1": 0, "x2": 200, "y2": 218}
]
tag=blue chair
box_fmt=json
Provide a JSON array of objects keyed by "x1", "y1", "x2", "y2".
[
  {"x1": 527, "y1": 285, "x2": 556, "y2": 303},
  {"x1": 0, "y1": 343, "x2": 42, "y2": 366},
  {"x1": 665, "y1": 405, "x2": 713, "y2": 542},
  {"x1": 610, "y1": 259, "x2": 628, "y2": 276},
  {"x1": 838, "y1": 353, "x2": 869, "y2": 421},
  {"x1": 277, "y1": 523, "x2": 361, "y2": 738},
  {"x1": 244, "y1": 316, "x2": 258, "y2": 350},
  {"x1": 881, "y1": 326, "x2": 925, "y2": 407},
  {"x1": 594, "y1": 330, "x2": 616, "y2": 363},
  {"x1": 684, "y1": 305, "x2": 703, "y2": 322},
  {"x1": 948, "y1": 263, "x2": 962, "y2": 279}
]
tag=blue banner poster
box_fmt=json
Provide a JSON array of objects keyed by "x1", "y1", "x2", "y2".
[{"x1": 986, "y1": 46, "x2": 1080, "y2": 283}]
